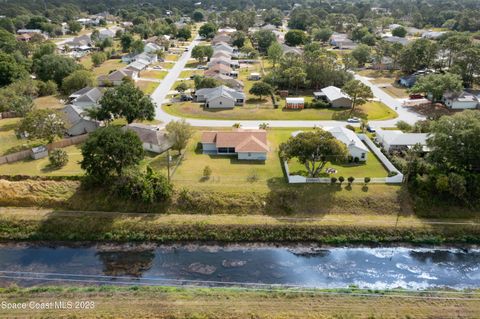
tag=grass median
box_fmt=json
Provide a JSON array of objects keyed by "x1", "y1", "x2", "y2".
[{"x1": 1, "y1": 285, "x2": 479, "y2": 318}]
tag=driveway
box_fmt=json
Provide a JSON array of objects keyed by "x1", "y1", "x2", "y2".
[{"x1": 153, "y1": 38, "x2": 425, "y2": 128}]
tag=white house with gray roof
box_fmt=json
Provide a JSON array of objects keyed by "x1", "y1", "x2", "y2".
[
  {"x1": 124, "y1": 123, "x2": 173, "y2": 154},
  {"x1": 63, "y1": 104, "x2": 101, "y2": 136},
  {"x1": 375, "y1": 129, "x2": 429, "y2": 153},
  {"x1": 325, "y1": 127, "x2": 369, "y2": 161},
  {"x1": 314, "y1": 86, "x2": 352, "y2": 108},
  {"x1": 69, "y1": 87, "x2": 103, "y2": 108},
  {"x1": 194, "y1": 85, "x2": 245, "y2": 109}
]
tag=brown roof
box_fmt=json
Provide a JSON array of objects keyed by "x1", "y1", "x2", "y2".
[{"x1": 201, "y1": 129, "x2": 268, "y2": 153}]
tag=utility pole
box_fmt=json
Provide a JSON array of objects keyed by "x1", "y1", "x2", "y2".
[{"x1": 167, "y1": 149, "x2": 171, "y2": 182}]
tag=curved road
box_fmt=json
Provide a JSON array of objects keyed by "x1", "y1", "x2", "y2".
[{"x1": 152, "y1": 37, "x2": 425, "y2": 128}]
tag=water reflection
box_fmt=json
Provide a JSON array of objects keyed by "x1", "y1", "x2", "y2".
[{"x1": 0, "y1": 244, "x2": 478, "y2": 290}]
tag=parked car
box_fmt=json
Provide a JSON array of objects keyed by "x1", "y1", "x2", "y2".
[
  {"x1": 367, "y1": 125, "x2": 376, "y2": 133},
  {"x1": 347, "y1": 117, "x2": 360, "y2": 123},
  {"x1": 180, "y1": 94, "x2": 193, "y2": 101},
  {"x1": 184, "y1": 48, "x2": 189, "y2": 52},
  {"x1": 196, "y1": 65, "x2": 208, "y2": 69},
  {"x1": 409, "y1": 93, "x2": 424, "y2": 100},
  {"x1": 153, "y1": 66, "x2": 162, "y2": 70}
]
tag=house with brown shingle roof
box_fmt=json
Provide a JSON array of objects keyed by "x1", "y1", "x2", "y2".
[
  {"x1": 97, "y1": 68, "x2": 138, "y2": 86},
  {"x1": 201, "y1": 129, "x2": 268, "y2": 160},
  {"x1": 205, "y1": 64, "x2": 236, "y2": 77}
]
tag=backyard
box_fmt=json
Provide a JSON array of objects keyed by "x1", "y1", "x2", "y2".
[
  {"x1": 163, "y1": 100, "x2": 397, "y2": 121},
  {"x1": 140, "y1": 70, "x2": 168, "y2": 80},
  {"x1": 136, "y1": 80, "x2": 160, "y2": 94},
  {"x1": 171, "y1": 128, "x2": 389, "y2": 192},
  {"x1": 80, "y1": 58, "x2": 127, "y2": 77}
]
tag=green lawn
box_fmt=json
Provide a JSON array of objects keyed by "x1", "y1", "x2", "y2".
[
  {"x1": 0, "y1": 144, "x2": 84, "y2": 176},
  {"x1": 163, "y1": 100, "x2": 397, "y2": 121},
  {"x1": 357, "y1": 69, "x2": 409, "y2": 98},
  {"x1": 156, "y1": 62, "x2": 175, "y2": 69},
  {"x1": 140, "y1": 70, "x2": 168, "y2": 80},
  {"x1": 33, "y1": 96, "x2": 64, "y2": 110},
  {"x1": 179, "y1": 70, "x2": 203, "y2": 78},
  {"x1": 0, "y1": 118, "x2": 44, "y2": 156},
  {"x1": 136, "y1": 80, "x2": 160, "y2": 94},
  {"x1": 287, "y1": 148, "x2": 389, "y2": 178},
  {"x1": 165, "y1": 54, "x2": 179, "y2": 61},
  {"x1": 172, "y1": 129, "x2": 290, "y2": 192},
  {"x1": 83, "y1": 59, "x2": 126, "y2": 77}
]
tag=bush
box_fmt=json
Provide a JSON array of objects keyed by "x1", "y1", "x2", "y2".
[
  {"x1": 353, "y1": 157, "x2": 359, "y2": 163},
  {"x1": 396, "y1": 120, "x2": 412, "y2": 132},
  {"x1": 364, "y1": 177, "x2": 371, "y2": 184},
  {"x1": 37, "y1": 80, "x2": 58, "y2": 96},
  {"x1": 330, "y1": 177, "x2": 337, "y2": 184},
  {"x1": 308, "y1": 100, "x2": 330, "y2": 109},
  {"x1": 48, "y1": 149, "x2": 69, "y2": 168},
  {"x1": 338, "y1": 176, "x2": 345, "y2": 184},
  {"x1": 203, "y1": 165, "x2": 212, "y2": 179},
  {"x1": 347, "y1": 176, "x2": 355, "y2": 184},
  {"x1": 112, "y1": 167, "x2": 172, "y2": 204},
  {"x1": 388, "y1": 171, "x2": 398, "y2": 177},
  {"x1": 346, "y1": 125, "x2": 356, "y2": 132}
]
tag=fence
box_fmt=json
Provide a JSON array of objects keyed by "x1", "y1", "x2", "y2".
[
  {"x1": 0, "y1": 134, "x2": 89, "y2": 165},
  {"x1": 0, "y1": 111, "x2": 18, "y2": 119},
  {"x1": 284, "y1": 134, "x2": 404, "y2": 184}
]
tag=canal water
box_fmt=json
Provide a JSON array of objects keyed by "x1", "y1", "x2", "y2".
[{"x1": 0, "y1": 243, "x2": 478, "y2": 290}]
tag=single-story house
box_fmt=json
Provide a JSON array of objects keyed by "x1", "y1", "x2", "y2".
[
  {"x1": 325, "y1": 127, "x2": 369, "y2": 161},
  {"x1": 205, "y1": 64, "x2": 234, "y2": 77},
  {"x1": 98, "y1": 69, "x2": 138, "y2": 86},
  {"x1": 375, "y1": 129, "x2": 429, "y2": 153},
  {"x1": 63, "y1": 104, "x2": 101, "y2": 136},
  {"x1": 422, "y1": 31, "x2": 446, "y2": 39},
  {"x1": 126, "y1": 60, "x2": 148, "y2": 72},
  {"x1": 212, "y1": 51, "x2": 232, "y2": 59},
  {"x1": 194, "y1": 85, "x2": 245, "y2": 108},
  {"x1": 383, "y1": 36, "x2": 409, "y2": 46},
  {"x1": 281, "y1": 44, "x2": 303, "y2": 55},
  {"x1": 69, "y1": 87, "x2": 103, "y2": 108},
  {"x1": 442, "y1": 91, "x2": 479, "y2": 109},
  {"x1": 398, "y1": 74, "x2": 418, "y2": 88},
  {"x1": 330, "y1": 33, "x2": 349, "y2": 46},
  {"x1": 201, "y1": 129, "x2": 268, "y2": 160},
  {"x1": 17, "y1": 29, "x2": 42, "y2": 35},
  {"x1": 261, "y1": 24, "x2": 277, "y2": 31},
  {"x1": 144, "y1": 42, "x2": 164, "y2": 54},
  {"x1": 99, "y1": 29, "x2": 115, "y2": 40},
  {"x1": 214, "y1": 42, "x2": 234, "y2": 54},
  {"x1": 210, "y1": 74, "x2": 244, "y2": 91},
  {"x1": 135, "y1": 52, "x2": 158, "y2": 64},
  {"x1": 314, "y1": 86, "x2": 352, "y2": 108},
  {"x1": 207, "y1": 57, "x2": 239, "y2": 69},
  {"x1": 217, "y1": 27, "x2": 237, "y2": 34},
  {"x1": 31, "y1": 146, "x2": 48, "y2": 160},
  {"x1": 372, "y1": 57, "x2": 396, "y2": 70},
  {"x1": 124, "y1": 123, "x2": 173, "y2": 154},
  {"x1": 285, "y1": 97, "x2": 305, "y2": 109},
  {"x1": 212, "y1": 34, "x2": 232, "y2": 45}
]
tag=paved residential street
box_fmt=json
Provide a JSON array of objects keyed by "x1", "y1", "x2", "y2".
[{"x1": 153, "y1": 38, "x2": 426, "y2": 128}]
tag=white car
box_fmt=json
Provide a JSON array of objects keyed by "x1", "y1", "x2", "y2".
[{"x1": 347, "y1": 117, "x2": 361, "y2": 123}]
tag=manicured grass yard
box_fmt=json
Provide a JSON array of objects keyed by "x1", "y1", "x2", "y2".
[
  {"x1": 83, "y1": 58, "x2": 126, "y2": 77},
  {"x1": 179, "y1": 70, "x2": 202, "y2": 78},
  {"x1": 33, "y1": 96, "x2": 64, "y2": 110},
  {"x1": 287, "y1": 147, "x2": 389, "y2": 178},
  {"x1": 0, "y1": 144, "x2": 84, "y2": 176},
  {"x1": 0, "y1": 118, "x2": 43, "y2": 156},
  {"x1": 172, "y1": 128, "x2": 289, "y2": 192},
  {"x1": 136, "y1": 80, "x2": 160, "y2": 94},
  {"x1": 140, "y1": 70, "x2": 168, "y2": 80},
  {"x1": 165, "y1": 54, "x2": 179, "y2": 61},
  {"x1": 163, "y1": 100, "x2": 396, "y2": 121}
]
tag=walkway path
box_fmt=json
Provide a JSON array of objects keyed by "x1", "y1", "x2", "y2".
[{"x1": 152, "y1": 38, "x2": 425, "y2": 128}]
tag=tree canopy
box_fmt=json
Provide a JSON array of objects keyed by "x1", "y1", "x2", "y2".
[
  {"x1": 280, "y1": 129, "x2": 348, "y2": 178},
  {"x1": 98, "y1": 81, "x2": 155, "y2": 124}
]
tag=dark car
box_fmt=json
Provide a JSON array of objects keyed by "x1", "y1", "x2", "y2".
[
  {"x1": 367, "y1": 125, "x2": 376, "y2": 133},
  {"x1": 409, "y1": 93, "x2": 424, "y2": 100},
  {"x1": 180, "y1": 94, "x2": 193, "y2": 101}
]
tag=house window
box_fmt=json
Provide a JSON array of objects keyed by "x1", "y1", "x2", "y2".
[
  {"x1": 228, "y1": 147, "x2": 235, "y2": 153},
  {"x1": 218, "y1": 147, "x2": 228, "y2": 153},
  {"x1": 219, "y1": 101, "x2": 222, "y2": 105},
  {"x1": 361, "y1": 153, "x2": 365, "y2": 159},
  {"x1": 248, "y1": 152, "x2": 251, "y2": 156}
]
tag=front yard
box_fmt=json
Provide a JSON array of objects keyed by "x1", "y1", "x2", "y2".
[
  {"x1": 140, "y1": 70, "x2": 168, "y2": 80},
  {"x1": 136, "y1": 80, "x2": 160, "y2": 94},
  {"x1": 357, "y1": 69, "x2": 409, "y2": 99},
  {"x1": 79, "y1": 58, "x2": 126, "y2": 77},
  {"x1": 163, "y1": 100, "x2": 396, "y2": 121}
]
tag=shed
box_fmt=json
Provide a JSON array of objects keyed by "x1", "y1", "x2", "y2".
[
  {"x1": 285, "y1": 97, "x2": 305, "y2": 109},
  {"x1": 31, "y1": 146, "x2": 48, "y2": 160}
]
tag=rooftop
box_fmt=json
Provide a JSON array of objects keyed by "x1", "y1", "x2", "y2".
[{"x1": 201, "y1": 129, "x2": 268, "y2": 153}]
